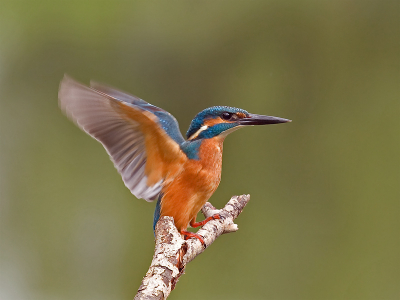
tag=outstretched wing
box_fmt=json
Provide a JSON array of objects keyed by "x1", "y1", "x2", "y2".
[
  {"x1": 89, "y1": 80, "x2": 186, "y2": 145},
  {"x1": 58, "y1": 75, "x2": 187, "y2": 201}
]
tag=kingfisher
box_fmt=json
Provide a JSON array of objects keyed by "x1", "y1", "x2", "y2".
[{"x1": 59, "y1": 75, "x2": 290, "y2": 244}]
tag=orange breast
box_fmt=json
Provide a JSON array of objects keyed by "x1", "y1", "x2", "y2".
[{"x1": 160, "y1": 137, "x2": 224, "y2": 231}]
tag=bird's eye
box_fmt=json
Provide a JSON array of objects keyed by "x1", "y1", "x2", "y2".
[{"x1": 221, "y1": 112, "x2": 233, "y2": 120}]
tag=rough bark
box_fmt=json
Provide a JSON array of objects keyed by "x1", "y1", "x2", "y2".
[{"x1": 134, "y1": 194, "x2": 250, "y2": 300}]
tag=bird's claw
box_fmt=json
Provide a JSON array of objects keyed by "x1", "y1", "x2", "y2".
[
  {"x1": 212, "y1": 213, "x2": 222, "y2": 221},
  {"x1": 181, "y1": 230, "x2": 206, "y2": 247}
]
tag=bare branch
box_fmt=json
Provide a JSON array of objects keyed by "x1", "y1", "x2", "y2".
[{"x1": 134, "y1": 194, "x2": 250, "y2": 300}]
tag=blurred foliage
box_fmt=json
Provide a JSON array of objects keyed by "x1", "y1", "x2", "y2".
[{"x1": 0, "y1": 1, "x2": 399, "y2": 299}]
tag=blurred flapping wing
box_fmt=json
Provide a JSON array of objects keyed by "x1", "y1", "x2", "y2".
[{"x1": 58, "y1": 75, "x2": 187, "y2": 201}]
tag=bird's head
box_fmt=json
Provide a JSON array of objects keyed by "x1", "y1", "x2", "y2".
[{"x1": 186, "y1": 106, "x2": 291, "y2": 140}]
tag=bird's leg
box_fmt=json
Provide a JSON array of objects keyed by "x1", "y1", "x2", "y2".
[
  {"x1": 190, "y1": 214, "x2": 221, "y2": 228},
  {"x1": 181, "y1": 230, "x2": 205, "y2": 246},
  {"x1": 181, "y1": 214, "x2": 221, "y2": 246}
]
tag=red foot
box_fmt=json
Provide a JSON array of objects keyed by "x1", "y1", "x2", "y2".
[
  {"x1": 190, "y1": 214, "x2": 221, "y2": 228},
  {"x1": 181, "y1": 230, "x2": 205, "y2": 246}
]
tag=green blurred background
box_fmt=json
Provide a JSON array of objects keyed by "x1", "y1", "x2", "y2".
[{"x1": 0, "y1": 1, "x2": 399, "y2": 299}]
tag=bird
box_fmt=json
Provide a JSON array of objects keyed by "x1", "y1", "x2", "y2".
[{"x1": 58, "y1": 75, "x2": 291, "y2": 245}]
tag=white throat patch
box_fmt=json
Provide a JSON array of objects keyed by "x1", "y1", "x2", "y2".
[{"x1": 219, "y1": 125, "x2": 243, "y2": 138}]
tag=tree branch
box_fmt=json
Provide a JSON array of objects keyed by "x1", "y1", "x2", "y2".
[{"x1": 134, "y1": 194, "x2": 250, "y2": 300}]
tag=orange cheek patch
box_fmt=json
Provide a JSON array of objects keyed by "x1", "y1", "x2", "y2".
[
  {"x1": 204, "y1": 116, "x2": 239, "y2": 126},
  {"x1": 204, "y1": 117, "x2": 223, "y2": 127}
]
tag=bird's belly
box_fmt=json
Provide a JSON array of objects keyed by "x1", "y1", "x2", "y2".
[{"x1": 160, "y1": 160, "x2": 221, "y2": 231}]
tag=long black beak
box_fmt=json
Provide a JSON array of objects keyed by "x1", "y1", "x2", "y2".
[{"x1": 238, "y1": 113, "x2": 291, "y2": 125}]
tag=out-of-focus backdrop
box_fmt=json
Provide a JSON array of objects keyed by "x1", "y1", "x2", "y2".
[{"x1": 0, "y1": 1, "x2": 398, "y2": 300}]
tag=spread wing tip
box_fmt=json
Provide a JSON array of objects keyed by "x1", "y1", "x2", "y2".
[{"x1": 58, "y1": 75, "x2": 186, "y2": 203}]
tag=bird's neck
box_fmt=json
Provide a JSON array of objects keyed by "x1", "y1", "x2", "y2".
[
  {"x1": 181, "y1": 136, "x2": 224, "y2": 163},
  {"x1": 197, "y1": 137, "x2": 224, "y2": 170}
]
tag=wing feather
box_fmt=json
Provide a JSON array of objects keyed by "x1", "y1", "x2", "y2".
[
  {"x1": 59, "y1": 75, "x2": 186, "y2": 201},
  {"x1": 90, "y1": 81, "x2": 186, "y2": 145}
]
